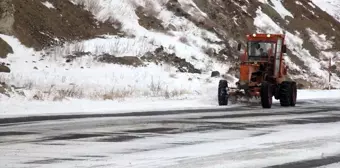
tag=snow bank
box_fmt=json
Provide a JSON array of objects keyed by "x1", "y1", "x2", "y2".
[
  {"x1": 1, "y1": 89, "x2": 340, "y2": 118},
  {"x1": 0, "y1": 33, "x2": 228, "y2": 102}
]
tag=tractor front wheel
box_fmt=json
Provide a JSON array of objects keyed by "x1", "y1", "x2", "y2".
[
  {"x1": 280, "y1": 81, "x2": 292, "y2": 107},
  {"x1": 260, "y1": 82, "x2": 272, "y2": 108},
  {"x1": 290, "y1": 82, "x2": 297, "y2": 106},
  {"x1": 218, "y1": 80, "x2": 229, "y2": 106}
]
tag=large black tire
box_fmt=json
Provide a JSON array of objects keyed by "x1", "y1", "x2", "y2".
[
  {"x1": 218, "y1": 80, "x2": 229, "y2": 106},
  {"x1": 260, "y1": 82, "x2": 272, "y2": 108},
  {"x1": 279, "y1": 81, "x2": 292, "y2": 107},
  {"x1": 290, "y1": 82, "x2": 297, "y2": 106}
]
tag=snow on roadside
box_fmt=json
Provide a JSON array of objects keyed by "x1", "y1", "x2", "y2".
[
  {"x1": 1, "y1": 89, "x2": 340, "y2": 118},
  {"x1": 0, "y1": 97, "x2": 222, "y2": 118},
  {"x1": 0, "y1": 33, "x2": 228, "y2": 102}
]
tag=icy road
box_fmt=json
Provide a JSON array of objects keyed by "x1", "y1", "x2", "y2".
[{"x1": 1, "y1": 99, "x2": 340, "y2": 168}]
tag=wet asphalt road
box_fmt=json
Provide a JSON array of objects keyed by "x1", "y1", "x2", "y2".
[{"x1": 1, "y1": 99, "x2": 340, "y2": 168}]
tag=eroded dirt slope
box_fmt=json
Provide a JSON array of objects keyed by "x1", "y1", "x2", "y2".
[{"x1": 3, "y1": 0, "x2": 121, "y2": 50}]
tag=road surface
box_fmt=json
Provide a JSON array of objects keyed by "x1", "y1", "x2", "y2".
[{"x1": 1, "y1": 99, "x2": 340, "y2": 168}]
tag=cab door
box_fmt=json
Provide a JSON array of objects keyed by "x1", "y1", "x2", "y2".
[{"x1": 275, "y1": 38, "x2": 282, "y2": 77}]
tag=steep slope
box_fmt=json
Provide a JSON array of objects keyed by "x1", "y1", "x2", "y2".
[
  {"x1": 0, "y1": 0, "x2": 339, "y2": 102},
  {"x1": 312, "y1": 0, "x2": 340, "y2": 23}
]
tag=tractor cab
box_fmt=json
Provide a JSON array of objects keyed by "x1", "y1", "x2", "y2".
[
  {"x1": 247, "y1": 41, "x2": 275, "y2": 61},
  {"x1": 238, "y1": 33, "x2": 287, "y2": 63},
  {"x1": 236, "y1": 33, "x2": 288, "y2": 91}
]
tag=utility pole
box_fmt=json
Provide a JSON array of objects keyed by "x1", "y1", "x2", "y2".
[{"x1": 329, "y1": 57, "x2": 332, "y2": 90}]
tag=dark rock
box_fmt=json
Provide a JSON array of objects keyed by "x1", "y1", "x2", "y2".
[
  {"x1": 65, "y1": 52, "x2": 92, "y2": 63},
  {"x1": 0, "y1": 37, "x2": 13, "y2": 58},
  {"x1": 0, "y1": 86, "x2": 6, "y2": 94},
  {"x1": 211, "y1": 71, "x2": 220, "y2": 77},
  {"x1": 140, "y1": 47, "x2": 201, "y2": 74},
  {"x1": 96, "y1": 54, "x2": 144, "y2": 67},
  {"x1": 135, "y1": 6, "x2": 166, "y2": 31},
  {"x1": 0, "y1": 64, "x2": 10, "y2": 73}
]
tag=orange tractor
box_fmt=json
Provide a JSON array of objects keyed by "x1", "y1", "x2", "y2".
[{"x1": 218, "y1": 33, "x2": 297, "y2": 108}]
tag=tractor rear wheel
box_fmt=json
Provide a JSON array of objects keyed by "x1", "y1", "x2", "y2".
[
  {"x1": 260, "y1": 82, "x2": 272, "y2": 108},
  {"x1": 279, "y1": 81, "x2": 292, "y2": 107},
  {"x1": 218, "y1": 80, "x2": 229, "y2": 106},
  {"x1": 290, "y1": 82, "x2": 297, "y2": 106}
]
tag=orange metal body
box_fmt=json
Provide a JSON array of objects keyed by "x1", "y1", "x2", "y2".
[{"x1": 234, "y1": 33, "x2": 288, "y2": 97}]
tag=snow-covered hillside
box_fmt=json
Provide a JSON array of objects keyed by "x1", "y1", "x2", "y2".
[
  {"x1": 312, "y1": 0, "x2": 340, "y2": 23},
  {"x1": 0, "y1": 0, "x2": 339, "y2": 104}
]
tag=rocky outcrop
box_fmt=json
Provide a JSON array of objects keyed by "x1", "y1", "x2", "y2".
[
  {"x1": 0, "y1": 0, "x2": 14, "y2": 35},
  {"x1": 141, "y1": 46, "x2": 202, "y2": 74},
  {"x1": 135, "y1": 6, "x2": 166, "y2": 31},
  {"x1": 10, "y1": 0, "x2": 121, "y2": 50},
  {"x1": 0, "y1": 63, "x2": 10, "y2": 73},
  {"x1": 0, "y1": 37, "x2": 13, "y2": 58},
  {"x1": 96, "y1": 54, "x2": 144, "y2": 67}
]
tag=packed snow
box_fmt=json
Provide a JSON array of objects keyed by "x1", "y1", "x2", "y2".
[{"x1": 2, "y1": 100, "x2": 340, "y2": 168}]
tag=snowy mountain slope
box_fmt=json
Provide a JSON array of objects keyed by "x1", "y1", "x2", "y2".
[
  {"x1": 312, "y1": 0, "x2": 340, "y2": 23},
  {"x1": 0, "y1": 0, "x2": 339, "y2": 102}
]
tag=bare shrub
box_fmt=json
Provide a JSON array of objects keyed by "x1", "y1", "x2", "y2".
[
  {"x1": 108, "y1": 16, "x2": 122, "y2": 29},
  {"x1": 32, "y1": 91, "x2": 44, "y2": 100},
  {"x1": 149, "y1": 78, "x2": 162, "y2": 96},
  {"x1": 94, "y1": 45, "x2": 105, "y2": 55},
  {"x1": 101, "y1": 89, "x2": 133, "y2": 100},
  {"x1": 169, "y1": 45, "x2": 176, "y2": 50},
  {"x1": 0, "y1": 75, "x2": 5, "y2": 83},
  {"x1": 23, "y1": 81, "x2": 34, "y2": 90},
  {"x1": 169, "y1": 73, "x2": 176, "y2": 78},
  {"x1": 63, "y1": 42, "x2": 72, "y2": 56},
  {"x1": 62, "y1": 86, "x2": 83, "y2": 98},
  {"x1": 170, "y1": 89, "x2": 188, "y2": 97},
  {"x1": 73, "y1": 43, "x2": 85, "y2": 53},
  {"x1": 179, "y1": 36, "x2": 189, "y2": 44},
  {"x1": 164, "y1": 88, "x2": 189, "y2": 99}
]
